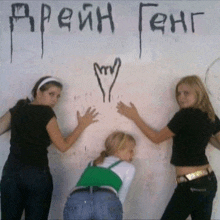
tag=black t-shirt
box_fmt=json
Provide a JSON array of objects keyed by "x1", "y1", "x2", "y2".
[
  {"x1": 167, "y1": 108, "x2": 220, "y2": 166},
  {"x1": 8, "y1": 103, "x2": 56, "y2": 168}
]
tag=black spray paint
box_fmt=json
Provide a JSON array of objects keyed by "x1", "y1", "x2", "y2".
[
  {"x1": 79, "y1": 4, "x2": 93, "y2": 31},
  {"x1": 94, "y1": 58, "x2": 121, "y2": 102},
  {"x1": 9, "y1": 2, "x2": 205, "y2": 62},
  {"x1": 10, "y1": 3, "x2": 114, "y2": 62},
  {"x1": 9, "y1": 3, "x2": 34, "y2": 63},
  {"x1": 41, "y1": 4, "x2": 51, "y2": 59},
  {"x1": 138, "y1": 3, "x2": 204, "y2": 58}
]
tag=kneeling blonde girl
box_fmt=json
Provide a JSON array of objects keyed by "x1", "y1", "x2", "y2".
[{"x1": 63, "y1": 131, "x2": 136, "y2": 220}]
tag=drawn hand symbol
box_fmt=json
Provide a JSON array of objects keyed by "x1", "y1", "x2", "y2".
[{"x1": 94, "y1": 57, "x2": 121, "y2": 102}]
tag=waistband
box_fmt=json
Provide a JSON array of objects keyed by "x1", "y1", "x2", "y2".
[
  {"x1": 176, "y1": 166, "x2": 213, "y2": 184},
  {"x1": 70, "y1": 186, "x2": 117, "y2": 196}
]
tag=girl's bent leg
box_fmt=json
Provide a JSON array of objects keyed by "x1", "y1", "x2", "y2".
[
  {"x1": 190, "y1": 193, "x2": 215, "y2": 220},
  {"x1": 190, "y1": 172, "x2": 217, "y2": 220},
  {"x1": 161, "y1": 184, "x2": 192, "y2": 220},
  {"x1": 161, "y1": 172, "x2": 217, "y2": 220}
]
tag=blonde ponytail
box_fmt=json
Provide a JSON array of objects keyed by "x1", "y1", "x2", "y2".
[{"x1": 93, "y1": 151, "x2": 108, "y2": 166}]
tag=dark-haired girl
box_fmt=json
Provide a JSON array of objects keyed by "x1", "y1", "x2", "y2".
[{"x1": 0, "y1": 76, "x2": 98, "y2": 220}]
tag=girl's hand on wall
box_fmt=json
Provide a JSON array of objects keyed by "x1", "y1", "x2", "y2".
[
  {"x1": 77, "y1": 107, "x2": 99, "y2": 129},
  {"x1": 117, "y1": 101, "x2": 140, "y2": 121}
]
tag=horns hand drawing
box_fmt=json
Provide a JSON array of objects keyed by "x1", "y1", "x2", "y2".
[{"x1": 94, "y1": 57, "x2": 122, "y2": 102}]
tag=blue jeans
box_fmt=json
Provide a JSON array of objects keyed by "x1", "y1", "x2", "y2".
[
  {"x1": 63, "y1": 187, "x2": 123, "y2": 220},
  {"x1": 1, "y1": 164, "x2": 53, "y2": 220},
  {"x1": 161, "y1": 171, "x2": 217, "y2": 220}
]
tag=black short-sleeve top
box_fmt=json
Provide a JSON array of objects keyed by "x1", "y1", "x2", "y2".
[
  {"x1": 8, "y1": 103, "x2": 56, "y2": 168},
  {"x1": 167, "y1": 108, "x2": 220, "y2": 166}
]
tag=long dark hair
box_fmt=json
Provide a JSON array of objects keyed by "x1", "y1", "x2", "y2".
[{"x1": 14, "y1": 76, "x2": 63, "y2": 109}]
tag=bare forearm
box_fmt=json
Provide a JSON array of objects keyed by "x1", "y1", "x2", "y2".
[
  {"x1": 133, "y1": 116, "x2": 159, "y2": 143},
  {"x1": 48, "y1": 108, "x2": 98, "y2": 153},
  {"x1": 132, "y1": 115, "x2": 174, "y2": 144},
  {"x1": 63, "y1": 124, "x2": 86, "y2": 152},
  {"x1": 117, "y1": 101, "x2": 174, "y2": 144},
  {"x1": 47, "y1": 119, "x2": 88, "y2": 153},
  {"x1": 209, "y1": 136, "x2": 220, "y2": 150},
  {"x1": 0, "y1": 111, "x2": 11, "y2": 136}
]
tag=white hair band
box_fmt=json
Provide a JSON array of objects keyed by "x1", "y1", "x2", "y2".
[{"x1": 37, "y1": 77, "x2": 61, "y2": 91}]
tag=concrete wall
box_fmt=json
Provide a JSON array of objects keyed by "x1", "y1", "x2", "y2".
[{"x1": 1, "y1": 0, "x2": 220, "y2": 219}]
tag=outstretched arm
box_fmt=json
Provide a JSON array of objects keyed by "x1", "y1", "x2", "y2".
[
  {"x1": 116, "y1": 101, "x2": 174, "y2": 144},
  {"x1": 0, "y1": 111, "x2": 11, "y2": 136},
  {"x1": 209, "y1": 132, "x2": 220, "y2": 150},
  {"x1": 46, "y1": 107, "x2": 98, "y2": 152}
]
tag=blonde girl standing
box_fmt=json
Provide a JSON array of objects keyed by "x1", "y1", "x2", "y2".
[
  {"x1": 63, "y1": 131, "x2": 136, "y2": 220},
  {"x1": 117, "y1": 75, "x2": 220, "y2": 220}
]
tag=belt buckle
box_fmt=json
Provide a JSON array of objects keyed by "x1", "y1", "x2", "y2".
[{"x1": 186, "y1": 170, "x2": 206, "y2": 181}]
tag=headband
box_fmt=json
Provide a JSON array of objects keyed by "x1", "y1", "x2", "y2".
[
  {"x1": 27, "y1": 77, "x2": 61, "y2": 101},
  {"x1": 37, "y1": 77, "x2": 61, "y2": 91},
  {"x1": 117, "y1": 134, "x2": 127, "y2": 150}
]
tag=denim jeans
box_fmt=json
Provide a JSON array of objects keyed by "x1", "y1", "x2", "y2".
[
  {"x1": 63, "y1": 188, "x2": 123, "y2": 220},
  {"x1": 1, "y1": 164, "x2": 53, "y2": 220},
  {"x1": 161, "y1": 171, "x2": 217, "y2": 220}
]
